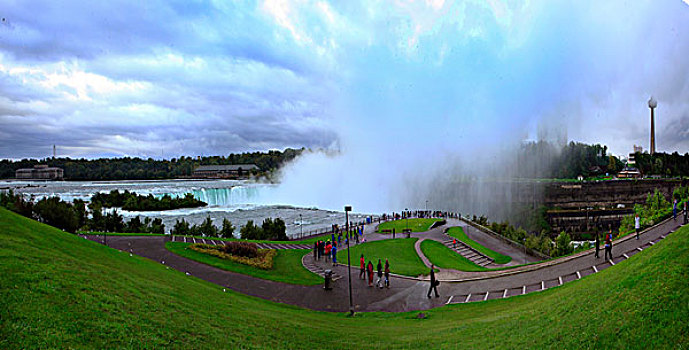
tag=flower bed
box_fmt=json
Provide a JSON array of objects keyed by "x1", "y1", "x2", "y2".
[{"x1": 189, "y1": 243, "x2": 276, "y2": 270}]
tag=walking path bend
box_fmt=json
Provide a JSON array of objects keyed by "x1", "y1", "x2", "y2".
[{"x1": 81, "y1": 213, "x2": 687, "y2": 313}]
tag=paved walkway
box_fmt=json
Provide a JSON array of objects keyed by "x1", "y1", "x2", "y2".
[
  {"x1": 168, "y1": 235, "x2": 312, "y2": 250},
  {"x1": 81, "y1": 213, "x2": 686, "y2": 313}
]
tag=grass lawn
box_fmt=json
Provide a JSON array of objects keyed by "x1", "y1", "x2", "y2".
[
  {"x1": 376, "y1": 218, "x2": 442, "y2": 233},
  {"x1": 166, "y1": 242, "x2": 321, "y2": 285},
  {"x1": 447, "y1": 226, "x2": 512, "y2": 264},
  {"x1": 419, "y1": 240, "x2": 488, "y2": 272},
  {"x1": 1, "y1": 207, "x2": 687, "y2": 349},
  {"x1": 336, "y1": 238, "x2": 429, "y2": 277}
]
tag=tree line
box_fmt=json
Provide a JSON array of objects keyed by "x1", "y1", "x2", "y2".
[
  {"x1": 0, "y1": 190, "x2": 164, "y2": 234},
  {"x1": 634, "y1": 152, "x2": 689, "y2": 177},
  {"x1": 0, "y1": 148, "x2": 304, "y2": 180},
  {"x1": 170, "y1": 217, "x2": 287, "y2": 241},
  {"x1": 514, "y1": 141, "x2": 625, "y2": 179},
  {"x1": 91, "y1": 190, "x2": 206, "y2": 211},
  {"x1": 1, "y1": 190, "x2": 288, "y2": 241}
]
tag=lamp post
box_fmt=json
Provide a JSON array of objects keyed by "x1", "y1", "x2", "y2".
[
  {"x1": 425, "y1": 200, "x2": 428, "y2": 215},
  {"x1": 405, "y1": 207, "x2": 409, "y2": 233},
  {"x1": 299, "y1": 214, "x2": 303, "y2": 239},
  {"x1": 345, "y1": 205, "x2": 354, "y2": 315},
  {"x1": 648, "y1": 96, "x2": 657, "y2": 155}
]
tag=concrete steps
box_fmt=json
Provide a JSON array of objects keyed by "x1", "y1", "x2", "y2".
[
  {"x1": 301, "y1": 255, "x2": 343, "y2": 281},
  {"x1": 441, "y1": 238, "x2": 494, "y2": 267}
]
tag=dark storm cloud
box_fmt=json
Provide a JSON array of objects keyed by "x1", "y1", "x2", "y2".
[{"x1": 0, "y1": 0, "x2": 339, "y2": 159}]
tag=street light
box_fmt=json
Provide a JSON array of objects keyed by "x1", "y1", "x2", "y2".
[
  {"x1": 345, "y1": 205, "x2": 353, "y2": 316},
  {"x1": 425, "y1": 200, "x2": 428, "y2": 216},
  {"x1": 405, "y1": 207, "x2": 409, "y2": 233},
  {"x1": 299, "y1": 214, "x2": 303, "y2": 239}
]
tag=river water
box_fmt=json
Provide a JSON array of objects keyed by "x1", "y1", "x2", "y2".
[{"x1": 0, "y1": 179, "x2": 372, "y2": 237}]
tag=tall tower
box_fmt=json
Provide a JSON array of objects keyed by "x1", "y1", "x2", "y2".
[
  {"x1": 648, "y1": 96, "x2": 657, "y2": 155},
  {"x1": 53, "y1": 144, "x2": 56, "y2": 159}
]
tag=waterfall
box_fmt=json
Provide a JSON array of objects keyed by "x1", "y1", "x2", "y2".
[{"x1": 163, "y1": 184, "x2": 275, "y2": 207}]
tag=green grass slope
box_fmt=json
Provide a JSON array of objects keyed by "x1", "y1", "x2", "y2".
[
  {"x1": 1, "y1": 207, "x2": 687, "y2": 349},
  {"x1": 420, "y1": 239, "x2": 488, "y2": 272},
  {"x1": 377, "y1": 218, "x2": 441, "y2": 233},
  {"x1": 166, "y1": 242, "x2": 322, "y2": 285},
  {"x1": 447, "y1": 226, "x2": 512, "y2": 264},
  {"x1": 336, "y1": 238, "x2": 428, "y2": 277}
]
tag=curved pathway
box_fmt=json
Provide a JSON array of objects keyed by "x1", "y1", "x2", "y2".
[{"x1": 81, "y1": 213, "x2": 687, "y2": 313}]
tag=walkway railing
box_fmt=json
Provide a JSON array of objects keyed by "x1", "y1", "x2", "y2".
[{"x1": 460, "y1": 217, "x2": 550, "y2": 260}]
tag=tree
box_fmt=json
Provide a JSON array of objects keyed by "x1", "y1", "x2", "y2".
[
  {"x1": 33, "y1": 197, "x2": 79, "y2": 233},
  {"x1": 262, "y1": 217, "x2": 287, "y2": 241},
  {"x1": 197, "y1": 216, "x2": 218, "y2": 237},
  {"x1": 219, "y1": 218, "x2": 235, "y2": 239},
  {"x1": 171, "y1": 219, "x2": 191, "y2": 235},
  {"x1": 126, "y1": 216, "x2": 143, "y2": 233},
  {"x1": 240, "y1": 220, "x2": 263, "y2": 240},
  {"x1": 104, "y1": 210, "x2": 125, "y2": 233},
  {"x1": 554, "y1": 231, "x2": 573, "y2": 257}
]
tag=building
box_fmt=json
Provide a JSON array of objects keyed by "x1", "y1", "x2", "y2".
[
  {"x1": 192, "y1": 164, "x2": 259, "y2": 179},
  {"x1": 617, "y1": 166, "x2": 641, "y2": 179},
  {"x1": 15, "y1": 165, "x2": 64, "y2": 180},
  {"x1": 618, "y1": 147, "x2": 642, "y2": 179}
]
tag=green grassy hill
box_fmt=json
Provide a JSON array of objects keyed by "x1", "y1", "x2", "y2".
[
  {"x1": 1, "y1": 207, "x2": 687, "y2": 349},
  {"x1": 376, "y1": 218, "x2": 441, "y2": 233}
]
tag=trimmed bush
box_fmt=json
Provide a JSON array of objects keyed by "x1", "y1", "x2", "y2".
[{"x1": 222, "y1": 241, "x2": 258, "y2": 258}]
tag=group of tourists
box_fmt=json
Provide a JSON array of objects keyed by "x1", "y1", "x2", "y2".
[
  {"x1": 313, "y1": 239, "x2": 338, "y2": 265},
  {"x1": 359, "y1": 254, "x2": 390, "y2": 289},
  {"x1": 331, "y1": 224, "x2": 366, "y2": 245},
  {"x1": 594, "y1": 230, "x2": 614, "y2": 260}
]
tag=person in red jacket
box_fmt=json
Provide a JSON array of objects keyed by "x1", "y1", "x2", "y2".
[
  {"x1": 324, "y1": 241, "x2": 331, "y2": 262},
  {"x1": 359, "y1": 254, "x2": 365, "y2": 280},
  {"x1": 367, "y1": 261, "x2": 374, "y2": 287}
]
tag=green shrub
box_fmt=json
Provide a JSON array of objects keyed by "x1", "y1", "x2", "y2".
[{"x1": 222, "y1": 241, "x2": 258, "y2": 258}]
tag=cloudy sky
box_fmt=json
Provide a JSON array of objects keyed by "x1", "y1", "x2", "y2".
[{"x1": 1, "y1": 0, "x2": 688, "y2": 160}]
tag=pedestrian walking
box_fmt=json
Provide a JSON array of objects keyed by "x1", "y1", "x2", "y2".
[
  {"x1": 324, "y1": 241, "x2": 331, "y2": 262},
  {"x1": 376, "y1": 259, "x2": 383, "y2": 288},
  {"x1": 684, "y1": 202, "x2": 688, "y2": 224},
  {"x1": 331, "y1": 244, "x2": 337, "y2": 265},
  {"x1": 392, "y1": 228, "x2": 395, "y2": 239},
  {"x1": 453, "y1": 238, "x2": 457, "y2": 248},
  {"x1": 635, "y1": 214, "x2": 641, "y2": 240},
  {"x1": 314, "y1": 241, "x2": 318, "y2": 260},
  {"x1": 384, "y1": 258, "x2": 390, "y2": 288},
  {"x1": 367, "y1": 261, "x2": 374, "y2": 287},
  {"x1": 427, "y1": 264, "x2": 439, "y2": 298},
  {"x1": 595, "y1": 233, "x2": 600, "y2": 258},
  {"x1": 359, "y1": 254, "x2": 365, "y2": 280},
  {"x1": 604, "y1": 231, "x2": 613, "y2": 261},
  {"x1": 673, "y1": 199, "x2": 677, "y2": 221}
]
